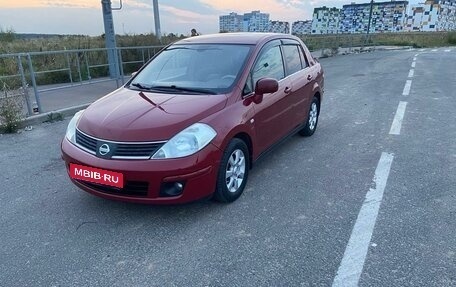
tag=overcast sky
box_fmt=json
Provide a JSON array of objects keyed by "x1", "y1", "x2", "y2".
[{"x1": 0, "y1": 0, "x2": 420, "y2": 36}]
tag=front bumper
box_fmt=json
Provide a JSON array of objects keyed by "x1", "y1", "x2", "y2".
[{"x1": 61, "y1": 138, "x2": 222, "y2": 204}]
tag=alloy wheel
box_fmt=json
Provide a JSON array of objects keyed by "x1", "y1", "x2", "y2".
[
  {"x1": 225, "y1": 149, "x2": 246, "y2": 193},
  {"x1": 309, "y1": 102, "x2": 318, "y2": 131}
]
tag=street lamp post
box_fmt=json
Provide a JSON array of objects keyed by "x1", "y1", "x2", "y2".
[
  {"x1": 152, "y1": 0, "x2": 162, "y2": 41},
  {"x1": 366, "y1": 0, "x2": 374, "y2": 45},
  {"x1": 101, "y1": 0, "x2": 120, "y2": 83}
]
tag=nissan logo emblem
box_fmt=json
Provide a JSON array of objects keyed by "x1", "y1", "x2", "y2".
[{"x1": 99, "y1": 143, "x2": 110, "y2": 156}]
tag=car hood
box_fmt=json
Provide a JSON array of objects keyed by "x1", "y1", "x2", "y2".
[{"x1": 77, "y1": 88, "x2": 228, "y2": 141}]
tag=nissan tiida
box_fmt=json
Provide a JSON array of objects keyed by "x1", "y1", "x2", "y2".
[{"x1": 61, "y1": 33, "x2": 324, "y2": 204}]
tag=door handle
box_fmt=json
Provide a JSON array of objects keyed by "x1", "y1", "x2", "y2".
[
  {"x1": 284, "y1": 87, "x2": 292, "y2": 94},
  {"x1": 307, "y1": 75, "x2": 313, "y2": 81}
]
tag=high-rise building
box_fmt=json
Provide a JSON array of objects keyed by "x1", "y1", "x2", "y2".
[
  {"x1": 292, "y1": 20, "x2": 313, "y2": 35},
  {"x1": 269, "y1": 21, "x2": 290, "y2": 34},
  {"x1": 405, "y1": 5, "x2": 426, "y2": 31},
  {"x1": 405, "y1": 0, "x2": 456, "y2": 31},
  {"x1": 219, "y1": 12, "x2": 244, "y2": 32},
  {"x1": 243, "y1": 11, "x2": 270, "y2": 32},
  {"x1": 437, "y1": 0, "x2": 456, "y2": 31},
  {"x1": 405, "y1": 1, "x2": 439, "y2": 31},
  {"x1": 339, "y1": 1, "x2": 408, "y2": 34},
  {"x1": 311, "y1": 7, "x2": 341, "y2": 34},
  {"x1": 219, "y1": 11, "x2": 270, "y2": 33}
]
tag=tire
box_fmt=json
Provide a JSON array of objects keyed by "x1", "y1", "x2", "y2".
[
  {"x1": 213, "y1": 138, "x2": 250, "y2": 203},
  {"x1": 299, "y1": 96, "x2": 319, "y2": 137}
]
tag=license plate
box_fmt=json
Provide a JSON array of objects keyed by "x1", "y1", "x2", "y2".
[{"x1": 70, "y1": 163, "x2": 124, "y2": 188}]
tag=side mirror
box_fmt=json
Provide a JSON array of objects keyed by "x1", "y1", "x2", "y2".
[
  {"x1": 253, "y1": 78, "x2": 278, "y2": 104},
  {"x1": 255, "y1": 77, "x2": 279, "y2": 95},
  {"x1": 131, "y1": 71, "x2": 138, "y2": 77}
]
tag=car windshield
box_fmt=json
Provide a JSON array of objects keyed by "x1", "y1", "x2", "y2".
[{"x1": 129, "y1": 44, "x2": 253, "y2": 95}]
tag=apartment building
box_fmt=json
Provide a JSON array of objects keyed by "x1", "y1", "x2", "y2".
[
  {"x1": 292, "y1": 20, "x2": 313, "y2": 35},
  {"x1": 220, "y1": 1, "x2": 454, "y2": 35},
  {"x1": 438, "y1": 0, "x2": 456, "y2": 31},
  {"x1": 219, "y1": 12, "x2": 244, "y2": 32},
  {"x1": 311, "y1": 7, "x2": 341, "y2": 34},
  {"x1": 269, "y1": 21, "x2": 290, "y2": 34},
  {"x1": 339, "y1": 1, "x2": 408, "y2": 33},
  {"x1": 219, "y1": 11, "x2": 270, "y2": 32},
  {"x1": 406, "y1": 0, "x2": 456, "y2": 31},
  {"x1": 243, "y1": 11, "x2": 270, "y2": 32}
]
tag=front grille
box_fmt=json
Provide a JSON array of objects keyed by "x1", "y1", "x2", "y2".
[
  {"x1": 115, "y1": 143, "x2": 164, "y2": 158},
  {"x1": 75, "y1": 129, "x2": 166, "y2": 159},
  {"x1": 76, "y1": 130, "x2": 97, "y2": 153},
  {"x1": 79, "y1": 180, "x2": 149, "y2": 197}
]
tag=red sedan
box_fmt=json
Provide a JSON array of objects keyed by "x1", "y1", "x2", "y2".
[{"x1": 61, "y1": 33, "x2": 324, "y2": 204}]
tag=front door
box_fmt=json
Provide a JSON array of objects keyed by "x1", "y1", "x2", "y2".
[{"x1": 249, "y1": 43, "x2": 295, "y2": 154}]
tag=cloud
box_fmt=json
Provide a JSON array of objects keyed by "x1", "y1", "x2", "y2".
[
  {"x1": 123, "y1": 0, "x2": 152, "y2": 10},
  {"x1": 0, "y1": 7, "x2": 104, "y2": 35},
  {"x1": 0, "y1": 0, "x2": 45, "y2": 8},
  {"x1": 160, "y1": 4, "x2": 217, "y2": 21},
  {"x1": 156, "y1": 4, "x2": 218, "y2": 34},
  {"x1": 0, "y1": 0, "x2": 100, "y2": 9}
]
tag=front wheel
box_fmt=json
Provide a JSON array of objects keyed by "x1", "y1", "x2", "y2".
[
  {"x1": 213, "y1": 138, "x2": 250, "y2": 203},
  {"x1": 299, "y1": 96, "x2": 319, "y2": 137}
]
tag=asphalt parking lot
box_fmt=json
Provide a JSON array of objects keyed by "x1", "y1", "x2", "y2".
[{"x1": 1, "y1": 48, "x2": 455, "y2": 287}]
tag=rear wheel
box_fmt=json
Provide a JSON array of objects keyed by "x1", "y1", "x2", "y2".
[
  {"x1": 213, "y1": 138, "x2": 250, "y2": 203},
  {"x1": 299, "y1": 96, "x2": 319, "y2": 137}
]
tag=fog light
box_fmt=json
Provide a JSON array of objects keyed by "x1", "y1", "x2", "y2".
[{"x1": 160, "y1": 181, "x2": 185, "y2": 197}]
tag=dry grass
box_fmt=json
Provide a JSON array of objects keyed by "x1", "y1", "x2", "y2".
[
  {"x1": 0, "y1": 33, "x2": 183, "y2": 54},
  {"x1": 299, "y1": 31, "x2": 456, "y2": 51}
]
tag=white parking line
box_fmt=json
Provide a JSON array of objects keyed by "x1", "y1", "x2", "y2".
[
  {"x1": 332, "y1": 152, "x2": 394, "y2": 287},
  {"x1": 408, "y1": 69, "x2": 414, "y2": 78},
  {"x1": 413, "y1": 57, "x2": 417, "y2": 61},
  {"x1": 411, "y1": 61, "x2": 416, "y2": 68},
  {"x1": 414, "y1": 53, "x2": 419, "y2": 57},
  {"x1": 431, "y1": 49, "x2": 438, "y2": 52},
  {"x1": 419, "y1": 49, "x2": 425, "y2": 51},
  {"x1": 444, "y1": 49, "x2": 451, "y2": 52},
  {"x1": 402, "y1": 80, "x2": 412, "y2": 96},
  {"x1": 389, "y1": 101, "x2": 408, "y2": 135}
]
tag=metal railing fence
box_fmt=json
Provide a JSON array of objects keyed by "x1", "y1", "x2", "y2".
[{"x1": 0, "y1": 45, "x2": 165, "y2": 116}]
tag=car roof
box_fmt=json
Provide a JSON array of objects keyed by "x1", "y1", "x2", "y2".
[{"x1": 176, "y1": 32, "x2": 298, "y2": 45}]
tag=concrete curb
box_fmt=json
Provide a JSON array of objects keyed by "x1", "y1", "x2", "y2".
[
  {"x1": 21, "y1": 103, "x2": 91, "y2": 128},
  {"x1": 311, "y1": 45, "x2": 413, "y2": 59}
]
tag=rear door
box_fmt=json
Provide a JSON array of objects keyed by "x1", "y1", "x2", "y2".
[{"x1": 281, "y1": 40, "x2": 314, "y2": 126}]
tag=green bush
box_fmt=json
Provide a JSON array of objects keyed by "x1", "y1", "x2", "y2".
[
  {"x1": 0, "y1": 27, "x2": 16, "y2": 43},
  {"x1": 45, "y1": 112, "x2": 64, "y2": 123},
  {"x1": 448, "y1": 32, "x2": 456, "y2": 45},
  {"x1": 0, "y1": 83, "x2": 23, "y2": 133}
]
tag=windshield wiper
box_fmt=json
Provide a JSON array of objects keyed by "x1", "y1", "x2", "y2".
[
  {"x1": 150, "y1": 85, "x2": 217, "y2": 95},
  {"x1": 130, "y1": 82, "x2": 152, "y2": 90},
  {"x1": 166, "y1": 47, "x2": 191, "y2": 51}
]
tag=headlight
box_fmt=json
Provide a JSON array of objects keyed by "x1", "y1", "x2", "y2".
[
  {"x1": 65, "y1": 110, "x2": 84, "y2": 144},
  {"x1": 152, "y1": 123, "x2": 217, "y2": 159}
]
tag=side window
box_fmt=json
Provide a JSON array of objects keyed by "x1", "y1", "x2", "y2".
[
  {"x1": 282, "y1": 45, "x2": 303, "y2": 75},
  {"x1": 298, "y1": 46, "x2": 310, "y2": 69},
  {"x1": 251, "y1": 45, "x2": 285, "y2": 85},
  {"x1": 243, "y1": 73, "x2": 253, "y2": 95}
]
